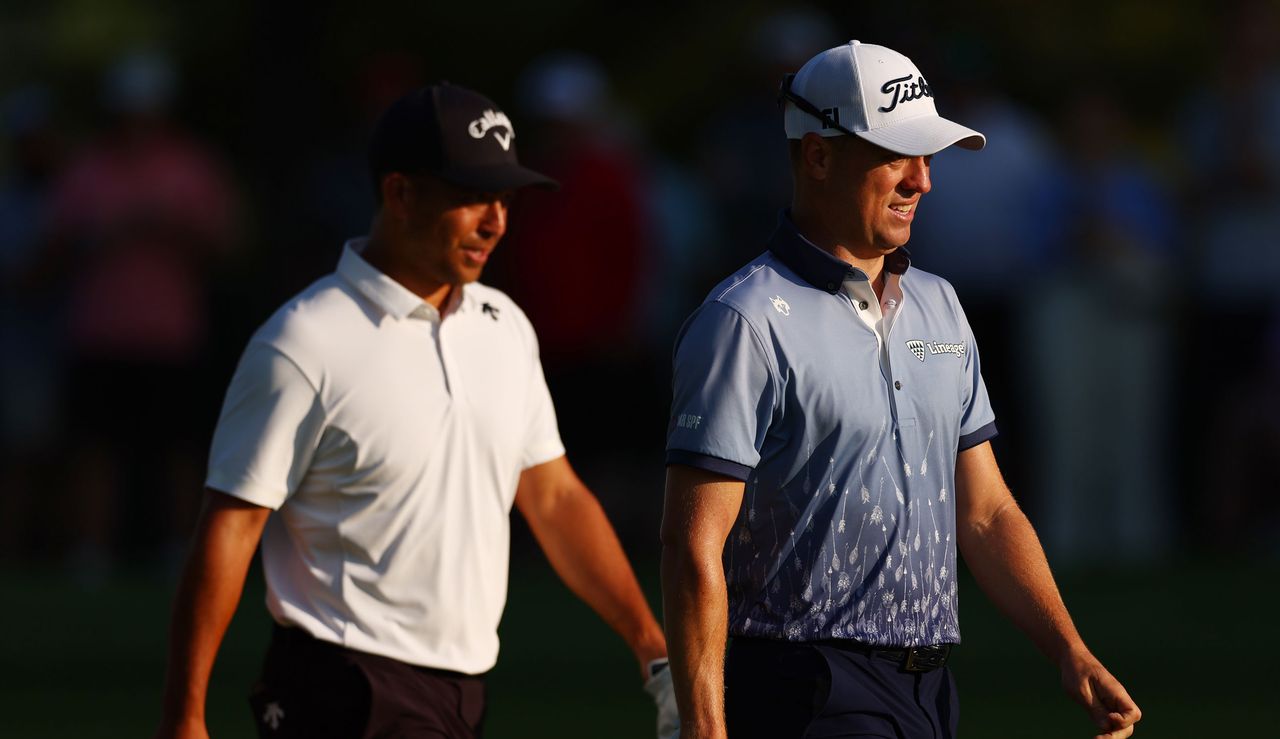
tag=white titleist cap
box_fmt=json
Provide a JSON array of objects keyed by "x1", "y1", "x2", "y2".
[{"x1": 782, "y1": 40, "x2": 985, "y2": 156}]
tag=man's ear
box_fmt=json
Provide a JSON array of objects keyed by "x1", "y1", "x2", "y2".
[
  {"x1": 379, "y1": 172, "x2": 414, "y2": 218},
  {"x1": 800, "y1": 132, "x2": 833, "y2": 182}
]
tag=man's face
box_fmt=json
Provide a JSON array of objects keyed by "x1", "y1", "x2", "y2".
[
  {"x1": 401, "y1": 176, "x2": 514, "y2": 286},
  {"x1": 828, "y1": 137, "x2": 932, "y2": 257}
]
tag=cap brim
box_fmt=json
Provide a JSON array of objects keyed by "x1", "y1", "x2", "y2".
[
  {"x1": 856, "y1": 115, "x2": 986, "y2": 157},
  {"x1": 436, "y1": 164, "x2": 560, "y2": 192}
]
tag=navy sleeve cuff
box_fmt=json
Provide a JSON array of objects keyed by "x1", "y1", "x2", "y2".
[
  {"x1": 665, "y1": 450, "x2": 753, "y2": 481},
  {"x1": 958, "y1": 420, "x2": 998, "y2": 451}
]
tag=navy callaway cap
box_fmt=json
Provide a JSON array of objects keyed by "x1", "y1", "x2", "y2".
[{"x1": 368, "y1": 82, "x2": 558, "y2": 192}]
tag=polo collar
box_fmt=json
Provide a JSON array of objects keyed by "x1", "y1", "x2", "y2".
[
  {"x1": 337, "y1": 238, "x2": 467, "y2": 321},
  {"x1": 767, "y1": 210, "x2": 911, "y2": 294}
]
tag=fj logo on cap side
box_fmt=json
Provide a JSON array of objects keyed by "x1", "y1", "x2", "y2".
[{"x1": 468, "y1": 109, "x2": 514, "y2": 150}]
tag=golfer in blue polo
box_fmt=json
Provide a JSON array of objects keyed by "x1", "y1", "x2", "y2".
[{"x1": 661, "y1": 41, "x2": 1142, "y2": 738}]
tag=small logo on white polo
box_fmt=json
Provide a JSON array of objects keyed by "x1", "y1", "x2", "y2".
[
  {"x1": 677, "y1": 413, "x2": 702, "y2": 430},
  {"x1": 906, "y1": 340, "x2": 926, "y2": 362},
  {"x1": 770, "y1": 295, "x2": 791, "y2": 315},
  {"x1": 263, "y1": 702, "x2": 285, "y2": 730},
  {"x1": 468, "y1": 109, "x2": 514, "y2": 150}
]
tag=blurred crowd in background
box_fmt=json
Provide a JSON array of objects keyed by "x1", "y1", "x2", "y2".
[{"x1": 2, "y1": 0, "x2": 1278, "y2": 585}]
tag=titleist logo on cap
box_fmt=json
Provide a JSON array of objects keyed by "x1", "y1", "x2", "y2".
[
  {"x1": 782, "y1": 40, "x2": 985, "y2": 156},
  {"x1": 878, "y1": 74, "x2": 933, "y2": 113}
]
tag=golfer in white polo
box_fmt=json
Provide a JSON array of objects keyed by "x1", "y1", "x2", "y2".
[{"x1": 157, "y1": 82, "x2": 676, "y2": 739}]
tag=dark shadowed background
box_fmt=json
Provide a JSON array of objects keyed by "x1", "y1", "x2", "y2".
[{"x1": 1, "y1": 0, "x2": 1276, "y2": 736}]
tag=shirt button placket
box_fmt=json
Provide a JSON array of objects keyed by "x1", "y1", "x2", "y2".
[{"x1": 421, "y1": 312, "x2": 453, "y2": 398}]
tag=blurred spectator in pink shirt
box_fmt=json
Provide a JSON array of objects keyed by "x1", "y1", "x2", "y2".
[{"x1": 44, "y1": 51, "x2": 238, "y2": 580}]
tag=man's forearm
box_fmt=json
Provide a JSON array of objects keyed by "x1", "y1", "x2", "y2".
[
  {"x1": 661, "y1": 543, "x2": 729, "y2": 739},
  {"x1": 521, "y1": 484, "x2": 667, "y2": 668},
  {"x1": 953, "y1": 445, "x2": 1141, "y2": 734},
  {"x1": 958, "y1": 501, "x2": 1084, "y2": 663},
  {"x1": 158, "y1": 494, "x2": 268, "y2": 728}
]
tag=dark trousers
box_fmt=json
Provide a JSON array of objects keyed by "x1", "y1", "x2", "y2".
[
  {"x1": 725, "y1": 638, "x2": 959, "y2": 738},
  {"x1": 249, "y1": 625, "x2": 486, "y2": 738}
]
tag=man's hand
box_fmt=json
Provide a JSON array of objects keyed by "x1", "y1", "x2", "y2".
[
  {"x1": 643, "y1": 658, "x2": 680, "y2": 739},
  {"x1": 1060, "y1": 649, "x2": 1142, "y2": 739}
]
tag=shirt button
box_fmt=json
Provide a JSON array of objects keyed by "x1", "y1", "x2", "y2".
[
  {"x1": 894, "y1": 380, "x2": 902, "y2": 390},
  {"x1": 859, "y1": 300, "x2": 869, "y2": 310}
]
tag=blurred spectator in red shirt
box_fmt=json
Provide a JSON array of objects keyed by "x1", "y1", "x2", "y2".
[
  {"x1": 500, "y1": 53, "x2": 649, "y2": 368},
  {"x1": 489, "y1": 53, "x2": 652, "y2": 466}
]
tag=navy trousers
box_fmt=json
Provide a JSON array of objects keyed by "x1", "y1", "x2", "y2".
[{"x1": 725, "y1": 638, "x2": 959, "y2": 738}]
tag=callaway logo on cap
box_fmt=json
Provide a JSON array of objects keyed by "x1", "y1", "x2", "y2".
[
  {"x1": 368, "y1": 82, "x2": 558, "y2": 192},
  {"x1": 468, "y1": 109, "x2": 514, "y2": 151},
  {"x1": 782, "y1": 40, "x2": 986, "y2": 156}
]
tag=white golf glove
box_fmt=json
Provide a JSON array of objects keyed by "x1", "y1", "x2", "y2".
[{"x1": 643, "y1": 658, "x2": 680, "y2": 739}]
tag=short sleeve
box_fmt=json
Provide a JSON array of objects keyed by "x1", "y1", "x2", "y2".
[
  {"x1": 520, "y1": 333, "x2": 566, "y2": 470},
  {"x1": 665, "y1": 302, "x2": 776, "y2": 480},
  {"x1": 957, "y1": 311, "x2": 997, "y2": 450},
  {"x1": 205, "y1": 342, "x2": 326, "y2": 508}
]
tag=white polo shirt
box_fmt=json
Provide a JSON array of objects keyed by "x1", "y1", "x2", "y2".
[{"x1": 207, "y1": 240, "x2": 565, "y2": 674}]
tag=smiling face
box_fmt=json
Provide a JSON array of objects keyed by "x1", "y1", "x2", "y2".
[
  {"x1": 828, "y1": 135, "x2": 932, "y2": 257},
  {"x1": 792, "y1": 134, "x2": 934, "y2": 261}
]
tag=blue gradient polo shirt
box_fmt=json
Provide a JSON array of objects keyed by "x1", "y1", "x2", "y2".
[{"x1": 666, "y1": 213, "x2": 997, "y2": 647}]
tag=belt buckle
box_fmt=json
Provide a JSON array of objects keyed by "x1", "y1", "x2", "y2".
[{"x1": 903, "y1": 644, "x2": 951, "y2": 672}]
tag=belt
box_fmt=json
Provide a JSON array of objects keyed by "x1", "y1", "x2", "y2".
[{"x1": 816, "y1": 639, "x2": 953, "y2": 672}]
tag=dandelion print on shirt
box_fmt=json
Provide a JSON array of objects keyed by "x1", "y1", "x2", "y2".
[{"x1": 725, "y1": 421, "x2": 961, "y2": 647}]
